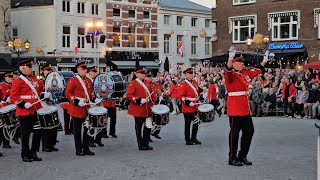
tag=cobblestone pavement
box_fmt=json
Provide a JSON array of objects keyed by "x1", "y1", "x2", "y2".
[{"x1": 0, "y1": 109, "x2": 317, "y2": 180}]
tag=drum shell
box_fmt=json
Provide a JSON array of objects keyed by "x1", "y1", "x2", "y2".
[
  {"x1": 37, "y1": 109, "x2": 60, "y2": 129},
  {"x1": 152, "y1": 113, "x2": 169, "y2": 126},
  {"x1": 0, "y1": 106, "x2": 18, "y2": 127},
  {"x1": 198, "y1": 110, "x2": 215, "y2": 123},
  {"x1": 88, "y1": 114, "x2": 107, "y2": 128},
  {"x1": 94, "y1": 72, "x2": 126, "y2": 99}
]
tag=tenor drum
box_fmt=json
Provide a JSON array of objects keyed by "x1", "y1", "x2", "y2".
[
  {"x1": 45, "y1": 71, "x2": 76, "y2": 100},
  {"x1": 198, "y1": 104, "x2": 215, "y2": 123},
  {"x1": 151, "y1": 104, "x2": 170, "y2": 126},
  {"x1": 0, "y1": 104, "x2": 18, "y2": 127},
  {"x1": 37, "y1": 106, "x2": 60, "y2": 129},
  {"x1": 93, "y1": 71, "x2": 126, "y2": 99},
  {"x1": 88, "y1": 106, "x2": 108, "y2": 128}
]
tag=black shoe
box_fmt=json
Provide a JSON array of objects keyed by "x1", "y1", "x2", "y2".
[
  {"x1": 192, "y1": 139, "x2": 201, "y2": 145},
  {"x1": 218, "y1": 110, "x2": 222, "y2": 117},
  {"x1": 89, "y1": 142, "x2": 96, "y2": 147},
  {"x1": 22, "y1": 156, "x2": 33, "y2": 162},
  {"x1": 50, "y1": 147, "x2": 59, "y2": 152},
  {"x1": 76, "y1": 151, "x2": 85, "y2": 156},
  {"x1": 186, "y1": 141, "x2": 194, "y2": 145},
  {"x1": 228, "y1": 159, "x2": 243, "y2": 166},
  {"x1": 95, "y1": 141, "x2": 104, "y2": 147},
  {"x1": 0, "y1": 152, "x2": 2, "y2": 157},
  {"x1": 139, "y1": 146, "x2": 148, "y2": 151},
  {"x1": 239, "y1": 157, "x2": 253, "y2": 165},
  {"x1": 42, "y1": 148, "x2": 52, "y2": 152},
  {"x1": 65, "y1": 132, "x2": 72, "y2": 135},
  {"x1": 56, "y1": 140, "x2": 59, "y2": 143},
  {"x1": 152, "y1": 134, "x2": 161, "y2": 139},
  {"x1": 149, "y1": 138, "x2": 153, "y2": 142},
  {"x1": 146, "y1": 146, "x2": 153, "y2": 150},
  {"x1": 109, "y1": 134, "x2": 117, "y2": 138},
  {"x1": 31, "y1": 152, "x2": 42, "y2": 161},
  {"x1": 13, "y1": 137, "x2": 20, "y2": 144},
  {"x1": 103, "y1": 135, "x2": 109, "y2": 138},
  {"x1": 83, "y1": 149, "x2": 95, "y2": 155},
  {"x1": 3, "y1": 144, "x2": 11, "y2": 148}
]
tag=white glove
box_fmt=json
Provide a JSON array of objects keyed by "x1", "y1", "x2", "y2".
[
  {"x1": 228, "y1": 46, "x2": 236, "y2": 60},
  {"x1": 140, "y1": 98, "x2": 148, "y2": 104},
  {"x1": 189, "y1": 102, "x2": 195, "y2": 107},
  {"x1": 24, "y1": 102, "x2": 33, "y2": 109},
  {"x1": 43, "y1": 92, "x2": 52, "y2": 99},
  {"x1": 5, "y1": 97, "x2": 10, "y2": 103},
  {"x1": 95, "y1": 98, "x2": 102, "y2": 104},
  {"x1": 78, "y1": 99, "x2": 86, "y2": 107},
  {"x1": 263, "y1": 50, "x2": 269, "y2": 62}
]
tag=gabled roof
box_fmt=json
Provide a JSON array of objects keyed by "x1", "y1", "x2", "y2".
[
  {"x1": 159, "y1": 0, "x2": 211, "y2": 12},
  {"x1": 11, "y1": 0, "x2": 54, "y2": 8}
]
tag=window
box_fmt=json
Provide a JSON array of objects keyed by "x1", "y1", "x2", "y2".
[
  {"x1": 128, "y1": 27, "x2": 136, "y2": 47},
  {"x1": 233, "y1": 0, "x2": 256, "y2": 5},
  {"x1": 62, "y1": 0, "x2": 70, "y2": 12},
  {"x1": 77, "y1": 27, "x2": 85, "y2": 49},
  {"x1": 113, "y1": 8, "x2": 120, "y2": 17},
  {"x1": 269, "y1": 11, "x2": 299, "y2": 41},
  {"x1": 91, "y1": 3, "x2": 98, "y2": 15},
  {"x1": 205, "y1": 37, "x2": 211, "y2": 56},
  {"x1": 129, "y1": 10, "x2": 136, "y2": 18},
  {"x1": 113, "y1": 27, "x2": 121, "y2": 47},
  {"x1": 77, "y1": 2, "x2": 85, "y2": 14},
  {"x1": 177, "y1": 35, "x2": 183, "y2": 54},
  {"x1": 191, "y1": 36, "x2": 197, "y2": 55},
  {"x1": 164, "y1": 15, "x2": 170, "y2": 25},
  {"x1": 177, "y1": 16, "x2": 183, "y2": 26},
  {"x1": 164, "y1": 34, "x2": 171, "y2": 54},
  {"x1": 12, "y1": 28, "x2": 18, "y2": 39},
  {"x1": 143, "y1": 28, "x2": 150, "y2": 48},
  {"x1": 229, "y1": 15, "x2": 256, "y2": 43},
  {"x1": 143, "y1": 11, "x2": 150, "y2": 19},
  {"x1": 191, "y1": 18, "x2": 197, "y2": 27},
  {"x1": 62, "y1": 26, "x2": 71, "y2": 48},
  {"x1": 205, "y1": 19, "x2": 211, "y2": 28}
]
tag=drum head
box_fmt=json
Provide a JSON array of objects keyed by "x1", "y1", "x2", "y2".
[
  {"x1": 198, "y1": 104, "x2": 214, "y2": 113},
  {"x1": 45, "y1": 71, "x2": 75, "y2": 100},
  {"x1": 151, "y1": 105, "x2": 170, "y2": 115},
  {"x1": 94, "y1": 72, "x2": 126, "y2": 99},
  {"x1": 0, "y1": 104, "x2": 16, "y2": 114},
  {"x1": 88, "y1": 106, "x2": 108, "y2": 115},
  {"x1": 37, "y1": 106, "x2": 58, "y2": 115}
]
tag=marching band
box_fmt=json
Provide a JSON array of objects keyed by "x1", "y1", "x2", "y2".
[{"x1": 0, "y1": 46, "x2": 268, "y2": 167}]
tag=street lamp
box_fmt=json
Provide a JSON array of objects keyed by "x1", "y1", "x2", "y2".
[
  {"x1": 7, "y1": 38, "x2": 31, "y2": 66},
  {"x1": 245, "y1": 34, "x2": 270, "y2": 65},
  {"x1": 85, "y1": 19, "x2": 105, "y2": 72},
  {"x1": 105, "y1": 46, "x2": 113, "y2": 72}
]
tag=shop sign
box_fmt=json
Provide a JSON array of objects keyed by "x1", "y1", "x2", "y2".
[
  {"x1": 268, "y1": 42, "x2": 304, "y2": 50},
  {"x1": 72, "y1": 58, "x2": 93, "y2": 63}
]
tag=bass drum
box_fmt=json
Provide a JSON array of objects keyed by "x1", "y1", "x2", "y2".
[
  {"x1": 45, "y1": 71, "x2": 76, "y2": 101},
  {"x1": 93, "y1": 71, "x2": 126, "y2": 99}
]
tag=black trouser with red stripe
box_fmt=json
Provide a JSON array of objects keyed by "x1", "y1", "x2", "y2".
[
  {"x1": 229, "y1": 116, "x2": 254, "y2": 161},
  {"x1": 64, "y1": 109, "x2": 73, "y2": 134},
  {"x1": 72, "y1": 117, "x2": 89, "y2": 152},
  {"x1": 134, "y1": 117, "x2": 151, "y2": 149},
  {"x1": 183, "y1": 112, "x2": 198, "y2": 142}
]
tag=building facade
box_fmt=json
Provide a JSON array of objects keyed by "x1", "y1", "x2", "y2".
[
  {"x1": 212, "y1": 0, "x2": 320, "y2": 68},
  {"x1": 0, "y1": 0, "x2": 12, "y2": 71},
  {"x1": 159, "y1": 0, "x2": 215, "y2": 73}
]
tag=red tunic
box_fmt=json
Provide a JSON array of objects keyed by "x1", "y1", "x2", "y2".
[
  {"x1": 10, "y1": 75, "x2": 43, "y2": 116},
  {"x1": 126, "y1": 79, "x2": 152, "y2": 118},
  {"x1": 65, "y1": 76, "x2": 94, "y2": 119},
  {"x1": 225, "y1": 68, "x2": 261, "y2": 116},
  {"x1": 178, "y1": 80, "x2": 199, "y2": 113},
  {"x1": 281, "y1": 83, "x2": 297, "y2": 100},
  {"x1": 0, "y1": 82, "x2": 11, "y2": 101},
  {"x1": 170, "y1": 84, "x2": 179, "y2": 98},
  {"x1": 208, "y1": 84, "x2": 217, "y2": 101}
]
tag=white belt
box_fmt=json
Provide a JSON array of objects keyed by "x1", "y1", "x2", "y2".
[
  {"x1": 20, "y1": 95, "x2": 38, "y2": 99},
  {"x1": 75, "y1": 97, "x2": 86, "y2": 101},
  {"x1": 228, "y1": 91, "x2": 248, "y2": 97}
]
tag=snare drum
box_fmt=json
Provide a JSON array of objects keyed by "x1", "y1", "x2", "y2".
[
  {"x1": 198, "y1": 104, "x2": 215, "y2": 123},
  {"x1": 37, "y1": 106, "x2": 60, "y2": 129},
  {"x1": 88, "y1": 106, "x2": 108, "y2": 128},
  {"x1": 0, "y1": 104, "x2": 18, "y2": 127},
  {"x1": 93, "y1": 71, "x2": 126, "y2": 99},
  {"x1": 151, "y1": 104, "x2": 170, "y2": 126}
]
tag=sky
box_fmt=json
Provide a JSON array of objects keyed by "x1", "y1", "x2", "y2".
[{"x1": 188, "y1": 0, "x2": 213, "y2": 8}]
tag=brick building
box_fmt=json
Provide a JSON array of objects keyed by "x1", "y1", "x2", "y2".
[
  {"x1": 212, "y1": 0, "x2": 320, "y2": 68},
  {"x1": 0, "y1": 0, "x2": 12, "y2": 72},
  {"x1": 105, "y1": 0, "x2": 159, "y2": 74}
]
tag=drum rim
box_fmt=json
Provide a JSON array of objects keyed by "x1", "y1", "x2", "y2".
[
  {"x1": 37, "y1": 106, "x2": 58, "y2": 115},
  {"x1": 88, "y1": 106, "x2": 108, "y2": 115},
  {"x1": 198, "y1": 103, "x2": 214, "y2": 113},
  {"x1": 151, "y1": 104, "x2": 170, "y2": 115},
  {"x1": 0, "y1": 104, "x2": 16, "y2": 114}
]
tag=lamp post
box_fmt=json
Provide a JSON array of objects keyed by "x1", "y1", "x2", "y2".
[
  {"x1": 85, "y1": 19, "x2": 105, "y2": 72},
  {"x1": 7, "y1": 38, "x2": 31, "y2": 67},
  {"x1": 245, "y1": 34, "x2": 270, "y2": 65}
]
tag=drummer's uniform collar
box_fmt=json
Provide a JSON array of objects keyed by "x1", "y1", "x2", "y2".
[{"x1": 20, "y1": 73, "x2": 31, "y2": 78}]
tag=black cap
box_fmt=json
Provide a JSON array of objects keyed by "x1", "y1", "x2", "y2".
[
  {"x1": 88, "y1": 66, "x2": 98, "y2": 73},
  {"x1": 183, "y1": 68, "x2": 193, "y2": 74},
  {"x1": 19, "y1": 59, "x2": 33, "y2": 67},
  {"x1": 41, "y1": 64, "x2": 52, "y2": 71},
  {"x1": 135, "y1": 66, "x2": 147, "y2": 74},
  {"x1": 75, "y1": 62, "x2": 87, "y2": 69}
]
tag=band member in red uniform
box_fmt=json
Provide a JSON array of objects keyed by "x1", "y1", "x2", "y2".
[
  {"x1": 10, "y1": 60, "x2": 43, "y2": 162},
  {"x1": 225, "y1": 47, "x2": 268, "y2": 166},
  {"x1": 126, "y1": 67, "x2": 153, "y2": 150},
  {"x1": 179, "y1": 68, "x2": 201, "y2": 145},
  {"x1": 12, "y1": 70, "x2": 19, "y2": 80},
  {"x1": 38, "y1": 64, "x2": 59, "y2": 152},
  {"x1": 65, "y1": 62, "x2": 96, "y2": 156},
  {"x1": 208, "y1": 79, "x2": 222, "y2": 117}
]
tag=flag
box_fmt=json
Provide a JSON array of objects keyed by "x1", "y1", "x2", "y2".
[
  {"x1": 177, "y1": 41, "x2": 184, "y2": 58},
  {"x1": 74, "y1": 41, "x2": 79, "y2": 55}
]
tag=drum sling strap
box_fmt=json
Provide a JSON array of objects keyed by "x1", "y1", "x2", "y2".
[
  {"x1": 185, "y1": 80, "x2": 199, "y2": 99},
  {"x1": 19, "y1": 75, "x2": 46, "y2": 107}
]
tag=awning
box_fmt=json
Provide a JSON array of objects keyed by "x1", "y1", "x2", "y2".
[
  {"x1": 112, "y1": 61, "x2": 159, "y2": 69},
  {"x1": 139, "y1": 61, "x2": 160, "y2": 68},
  {"x1": 303, "y1": 60, "x2": 320, "y2": 70}
]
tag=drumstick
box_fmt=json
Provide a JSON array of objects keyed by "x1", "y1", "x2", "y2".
[
  {"x1": 138, "y1": 92, "x2": 154, "y2": 106},
  {"x1": 194, "y1": 102, "x2": 202, "y2": 105},
  {"x1": 32, "y1": 98, "x2": 46, "y2": 105}
]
